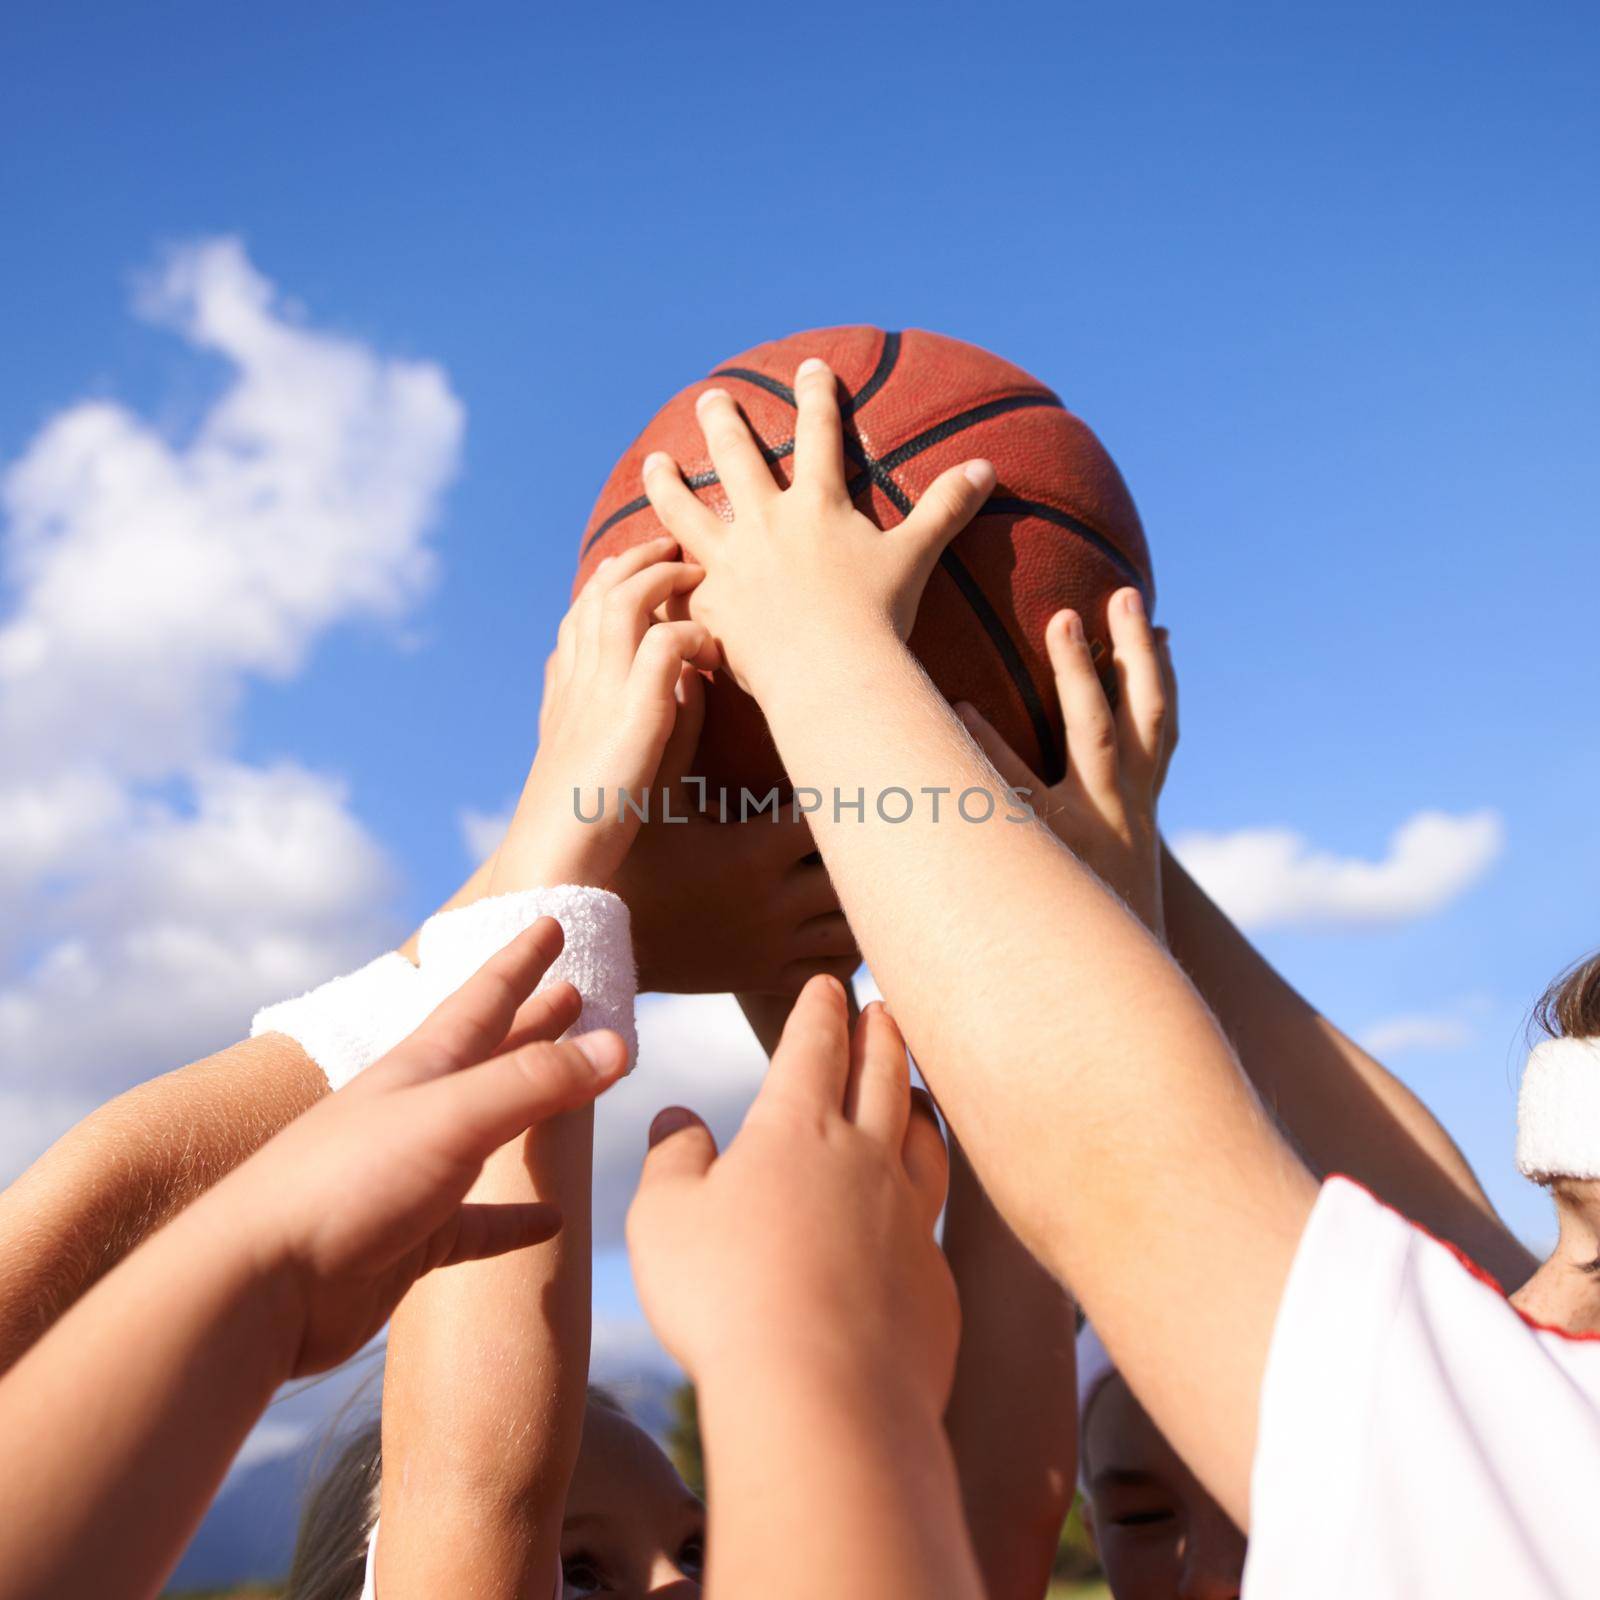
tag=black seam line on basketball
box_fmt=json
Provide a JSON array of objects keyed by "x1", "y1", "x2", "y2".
[
  {"x1": 579, "y1": 441, "x2": 796, "y2": 557},
  {"x1": 983, "y1": 498, "x2": 1149, "y2": 596},
  {"x1": 581, "y1": 365, "x2": 1057, "y2": 772},
  {"x1": 709, "y1": 367, "x2": 795, "y2": 406},
  {"x1": 940, "y1": 547, "x2": 1064, "y2": 783},
  {"x1": 844, "y1": 330, "x2": 901, "y2": 414},
  {"x1": 859, "y1": 464, "x2": 1062, "y2": 778},
  {"x1": 875, "y1": 393, "x2": 1064, "y2": 474},
  {"x1": 712, "y1": 330, "x2": 902, "y2": 418}
]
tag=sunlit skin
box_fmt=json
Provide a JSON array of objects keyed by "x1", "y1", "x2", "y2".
[
  {"x1": 1509, "y1": 1178, "x2": 1600, "y2": 1336},
  {"x1": 559, "y1": 1401, "x2": 705, "y2": 1599},
  {"x1": 1083, "y1": 1377, "x2": 1245, "y2": 1600}
]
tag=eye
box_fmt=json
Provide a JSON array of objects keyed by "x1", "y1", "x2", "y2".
[
  {"x1": 676, "y1": 1531, "x2": 705, "y2": 1578},
  {"x1": 1112, "y1": 1507, "x2": 1177, "y2": 1530},
  {"x1": 562, "y1": 1553, "x2": 608, "y2": 1597}
]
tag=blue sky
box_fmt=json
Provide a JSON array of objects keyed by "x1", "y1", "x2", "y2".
[{"x1": 2, "y1": 0, "x2": 1597, "y2": 1368}]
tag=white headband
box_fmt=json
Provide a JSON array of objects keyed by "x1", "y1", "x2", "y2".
[{"x1": 1516, "y1": 1036, "x2": 1600, "y2": 1181}]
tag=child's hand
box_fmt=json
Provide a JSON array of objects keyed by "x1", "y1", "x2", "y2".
[
  {"x1": 627, "y1": 977, "x2": 958, "y2": 1411},
  {"x1": 216, "y1": 920, "x2": 628, "y2": 1377},
  {"x1": 640, "y1": 360, "x2": 994, "y2": 700},
  {"x1": 608, "y1": 662, "x2": 859, "y2": 992},
  {"x1": 492, "y1": 538, "x2": 712, "y2": 894},
  {"x1": 956, "y1": 594, "x2": 1175, "y2": 932}
]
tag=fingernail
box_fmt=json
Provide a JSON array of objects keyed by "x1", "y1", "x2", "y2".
[
  {"x1": 796, "y1": 356, "x2": 828, "y2": 378},
  {"x1": 573, "y1": 1031, "x2": 623, "y2": 1076},
  {"x1": 649, "y1": 1106, "x2": 698, "y2": 1146},
  {"x1": 1063, "y1": 609, "x2": 1085, "y2": 643},
  {"x1": 642, "y1": 451, "x2": 670, "y2": 474},
  {"x1": 696, "y1": 387, "x2": 729, "y2": 408},
  {"x1": 963, "y1": 459, "x2": 996, "y2": 492},
  {"x1": 953, "y1": 700, "x2": 977, "y2": 721},
  {"x1": 1122, "y1": 589, "x2": 1145, "y2": 618}
]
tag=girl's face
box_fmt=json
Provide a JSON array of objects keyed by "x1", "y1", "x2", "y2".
[
  {"x1": 1510, "y1": 1178, "x2": 1600, "y2": 1336},
  {"x1": 1083, "y1": 1376, "x2": 1245, "y2": 1600},
  {"x1": 560, "y1": 1402, "x2": 705, "y2": 1598}
]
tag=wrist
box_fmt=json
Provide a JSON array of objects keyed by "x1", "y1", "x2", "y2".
[
  {"x1": 742, "y1": 616, "x2": 909, "y2": 731},
  {"x1": 164, "y1": 1186, "x2": 306, "y2": 1391},
  {"x1": 696, "y1": 1321, "x2": 943, "y2": 1432}
]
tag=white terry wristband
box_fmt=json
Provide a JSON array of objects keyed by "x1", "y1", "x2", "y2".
[
  {"x1": 251, "y1": 887, "x2": 638, "y2": 1092},
  {"x1": 250, "y1": 952, "x2": 432, "y2": 1092},
  {"x1": 418, "y1": 886, "x2": 638, "y2": 1067}
]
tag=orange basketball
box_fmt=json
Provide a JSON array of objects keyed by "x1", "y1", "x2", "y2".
[{"x1": 576, "y1": 326, "x2": 1152, "y2": 795}]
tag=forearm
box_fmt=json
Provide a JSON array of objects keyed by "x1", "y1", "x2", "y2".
[
  {"x1": 753, "y1": 628, "x2": 1314, "y2": 1520},
  {"x1": 0, "y1": 1199, "x2": 295, "y2": 1600},
  {"x1": 379, "y1": 1108, "x2": 593, "y2": 1596},
  {"x1": 943, "y1": 1145, "x2": 1077, "y2": 1600},
  {"x1": 1161, "y1": 846, "x2": 1536, "y2": 1287},
  {"x1": 0, "y1": 1033, "x2": 324, "y2": 1374},
  {"x1": 698, "y1": 1351, "x2": 982, "y2": 1600}
]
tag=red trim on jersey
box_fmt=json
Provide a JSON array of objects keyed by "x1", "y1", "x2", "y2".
[{"x1": 1323, "y1": 1174, "x2": 1600, "y2": 1345}]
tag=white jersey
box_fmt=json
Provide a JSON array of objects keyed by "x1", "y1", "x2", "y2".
[{"x1": 1244, "y1": 1176, "x2": 1600, "y2": 1598}]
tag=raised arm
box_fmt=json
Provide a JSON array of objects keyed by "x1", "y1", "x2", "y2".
[
  {"x1": 0, "y1": 921, "x2": 627, "y2": 1600},
  {"x1": 629, "y1": 978, "x2": 983, "y2": 1600},
  {"x1": 960, "y1": 607, "x2": 1534, "y2": 1293},
  {"x1": 641, "y1": 365, "x2": 1317, "y2": 1524},
  {"x1": 1159, "y1": 845, "x2": 1535, "y2": 1287},
  {"x1": 378, "y1": 540, "x2": 709, "y2": 1597}
]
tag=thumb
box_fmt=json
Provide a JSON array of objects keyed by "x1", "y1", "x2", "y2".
[
  {"x1": 898, "y1": 459, "x2": 996, "y2": 572},
  {"x1": 637, "y1": 1105, "x2": 717, "y2": 1191}
]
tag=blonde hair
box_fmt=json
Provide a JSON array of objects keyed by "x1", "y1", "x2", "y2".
[
  {"x1": 285, "y1": 1417, "x2": 381, "y2": 1600},
  {"x1": 286, "y1": 1384, "x2": 629, "y2": 1598}
]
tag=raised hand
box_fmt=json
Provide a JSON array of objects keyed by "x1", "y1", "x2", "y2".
[
  {"x1": 493, "y1": 537, "x2": 713, "y2": 894},
  {"x1": 640, "y1": 358, "x2": 994, "y2": 700},
  {"x1": 957, "y1": 594, "x2": 1175, "y2": 932},
  {"x1": 627, "y1": 975, "x2": 957, "y2": 1406},
  {"x1": 222, "y1": 918, "x2": 628, "y2": 1376}
]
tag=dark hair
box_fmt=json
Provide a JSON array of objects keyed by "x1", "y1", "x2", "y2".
[
  {"x1": 286, "y1": 1384, "x2": 630, "y2": 1600},
  {"x1": 1533, "y1": 950, "x2": 1600, "y2": 1041}
]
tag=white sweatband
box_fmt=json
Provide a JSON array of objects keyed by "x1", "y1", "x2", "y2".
[
  {"x1": 1516, "y1": 1036, "x2": 1600, "y2": 1180},
  {"x1": 251, "y1": 886, "x2": 637, "y2": 1091},
  {"x1": 417, "y1": 886, "x2": 637, "y2": 1066},
  {"x1": 250, "y1": 952, "x2": 431, "y2": 1093},
  {"x1": 1076, "y1": 1320, "x2": 1118, "y2": 1490}
]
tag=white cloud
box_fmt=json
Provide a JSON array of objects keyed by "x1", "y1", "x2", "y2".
[
  {"x1": 0, "y1": 237, "x2": 462, "y2": 785},
  {"x1": 0, "y1": 240, "x2": 462, "y2": 1180},
  {"x1": 590, "y1": 990, "x2": 772, "y2": 1246},
  {"x1": 459, "y1": 805, "x2": 512, "y2": 866},
  {"x1": 0, "y1": 764, "x2": 399, "y2": 1101},
  {"x1": 1171, "y1": 809, "x2": 1504, "y2": 932},
  {"x1": 1358, "y1": 1011, "x2": 1476, "y2": 1056}
]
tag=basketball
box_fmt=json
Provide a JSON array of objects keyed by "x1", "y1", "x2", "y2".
[{"x1": 575, "y1": 326, "x2": 1153, "y2": 795}]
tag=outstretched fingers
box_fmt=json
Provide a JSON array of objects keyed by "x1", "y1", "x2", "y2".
[
  {"x1": 694, "y1": 387, "x2": 777, "y2": 510},
  {"x1": 902, "y1": 1087, "x2": 951, "y2": 1233},
  {"x1": 1106, "y1": 587, "x2": 1167, "y2": 788},
  {"x1": 1048, "y1": 608, "x2": 1119, "y2": 800},
  {"x1": 421, "y1": 1030, "x2": 628, "y2": 1158},
  {"x1": 791, "y1": 357, "x2": 848, "y2": 498},
  {"x1": 765, "y1": 972, "x2": 853, "y2": 1116},
  {"x1": 898, "y1": 458, "x2": 996, "y2": 575},
  {"x1": 641, "y1": 453, "x2": 721, "y2": 565},
  {"x1": 845, "y1": 1001, "x2": 912, "y2": 1148},
  {"x1": 382, "y1": 919, "x2": 568, "y2": 1086}
]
